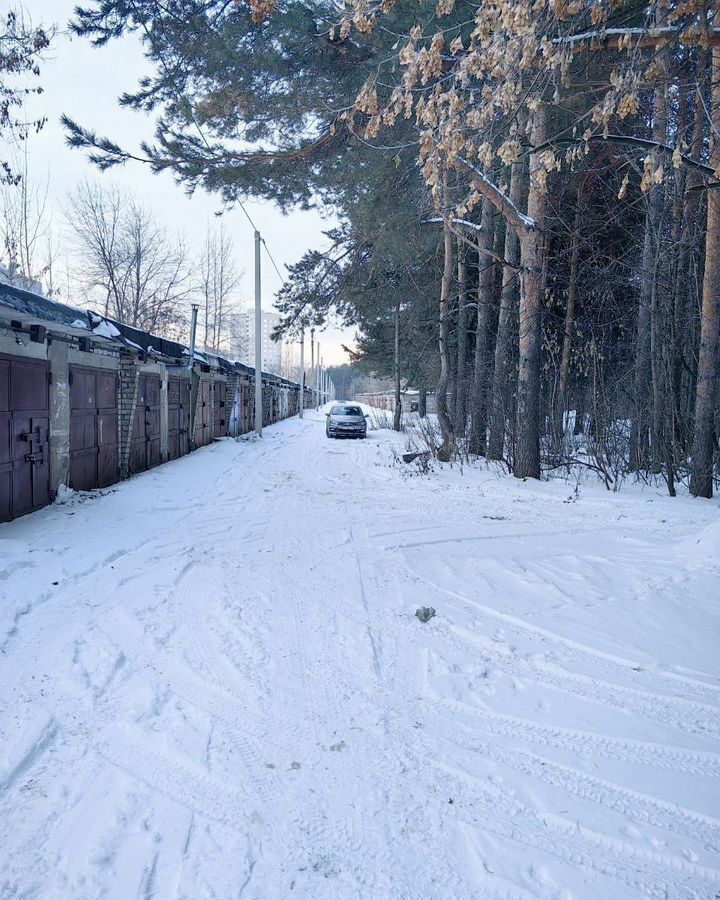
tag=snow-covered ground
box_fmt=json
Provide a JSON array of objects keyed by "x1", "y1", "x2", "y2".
[{"x1": 1, "y1": 407, "x2": 719, "y2": 900}]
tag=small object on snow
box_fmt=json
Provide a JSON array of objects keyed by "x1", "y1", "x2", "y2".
[
  {"x1": 416, "y1": 606, "x2": 436, "y2": 623},
  {"x1": 54, "y1": 484, "x2": 76, "y2": 505},
  {"x1": 402, "y1": 451, "x2": 431, "y2": 463}
]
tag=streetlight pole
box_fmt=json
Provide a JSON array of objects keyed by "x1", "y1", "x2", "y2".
[
  {"x1": 254, "y1": 230, "x2": 263, "y2": 437},
  {"x1": 188, "y1": 303, "x2": 199, "y2": 369}
]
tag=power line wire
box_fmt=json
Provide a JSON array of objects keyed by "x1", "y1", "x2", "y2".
[
  {"x1": 261, "y1": 238, "x2": 286, "y2": 286},
  {"x1": 236, "y1": 198, "x2": 287, "y2": 287}
]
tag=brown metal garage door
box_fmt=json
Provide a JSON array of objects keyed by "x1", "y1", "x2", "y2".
[
  {"x1": 194, "y1": 380, "x2": 211, "y2": 447},
  {"x1": 213, "y1": 381, "x2": 227, "y2": 438},
  {"x1": 240, "y1": 381, "x2": 252, "y2": 434},
  {"x1": 168, "y1": 375, "x2": 191, "y2": 460},
  {"x1": 69, "y1": 366, "x2": 119, "y2": 491},
  {"x1": 129, "y1": 373, "x2": 161, "y2": 474},
  {"x1": 0, "y1": 354, "x2": 50, "y2": 522}
]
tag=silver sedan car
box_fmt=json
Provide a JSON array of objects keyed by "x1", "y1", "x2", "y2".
[{"x1": 326, "y1": 404, "x2": 368, "y2": 438}]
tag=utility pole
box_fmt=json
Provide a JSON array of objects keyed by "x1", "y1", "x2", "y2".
[
  {"x1": 310, "y1": 328, "x2": 315, "y2": 409},
  {"x1": 316, "y1": 345, "x2": 321, "y2": 410},
  {"x1": 299, "y1": 329, "x2": 305, "y2": 419},
  {"x1": 254, "y1": 230, "x2": 263, "y2": 437},
  {"x1": 187, "y1": 303, "x2": 200, "y2": 451}
]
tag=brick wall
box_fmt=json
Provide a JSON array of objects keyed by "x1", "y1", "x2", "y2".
[
  {"x1": 118, "y1": 353, "x2": 139, "y2": 478},
  {"x1": 224, "y1": 371, "x2": 241, "y2": 436}
]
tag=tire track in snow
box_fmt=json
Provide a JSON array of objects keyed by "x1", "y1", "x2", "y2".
[
  {"x1": 268, "y1": 556, "x2": 390, "y2": 895},
  {"x1": 427, "y1": 713, "x2": 720, "y2": 845},
  {"x1": 338, "y1": 512, "x2": 720, "y2": 898},
  {"x1": 157, "y1": 663, "x2": 279, "y2": 804},
  {"x1": 432, "y1": 691, "x2": 720, "y2": 778},
  {"x1": 95, "y1": 725, "x2": 257, "y2": 834},
  {"x1": 395, "y1": 538, "x2": 720, "y2": 704},
  {"x1": 330, "y1": 651, "x2": 720, "y2": 900},
  {"x1": 377, "y1": 539, "x2": 720, "y2": 779},
  {"x1": 434, "y1": 757, "x2": 720, "y2": 900},
  {"x1": 439, "y1": 619, "x2": 720, "y2": 740},
  {"x1": 327, "y1": 648, "x2": 720, "y2": 893},
  {"x1": 398, "y1": 558, "x2": 720, "y2": 739},
  {"x1": 338, "y1": 516, "x2": 474, "y2": 899}
]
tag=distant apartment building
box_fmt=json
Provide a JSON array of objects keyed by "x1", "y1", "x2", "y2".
[
  {"x1": 234, "y1": 308, "x2": 283, "y2": 374},
  {"x1": 0, "y1": 264, "x2": 44, "y2": 297}
]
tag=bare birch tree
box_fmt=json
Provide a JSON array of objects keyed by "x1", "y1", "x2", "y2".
[
  {"x1": 199, "y1": 222, "x2": 242, "y2": 352},
  {"x1": 66, "y1": 180, "x2": 193, "y2": 335}
]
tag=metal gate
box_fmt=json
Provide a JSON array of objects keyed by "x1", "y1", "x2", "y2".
[
  {"x1": 168, "y1": 375, "x2": 191, "y2": 460},
  {"x1": 69, "y1": 366, "x2": 119, "y2": 491},
  {"x1": 194, "y1": 379, "x2": 211, "y2": 447},
  {"x1": 213, "y1": 381, "x2": 227, "y2": 438},
  {"x1": 0, "y1": 354, "x2": 50, "y2": 522},
  {"x1": 129, "y1": 373, "x2": 161, "y2": 474}
]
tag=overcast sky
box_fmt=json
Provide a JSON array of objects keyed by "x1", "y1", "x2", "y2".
[{"x1": 22, "y1": 0, "x2": 354, "y2": 365}]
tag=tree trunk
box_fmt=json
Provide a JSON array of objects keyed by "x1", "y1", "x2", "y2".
[
  {"x1": 630, "y1": 9, "x2": 669, "y2": 476},
  {"x1": 418, "y1": 387, "x2": 427, "y2": 418},
  {"x1": 468, "y1": 200, "x2": 495, "y2": 455},
  {"x1": 515, "y1": 107, "x2": 547, "y2": 479},
  {"x1": 487, "y1": 156, "x2": 524, "y2": 460},
  {"x1": 690, "y1": 10, "x2": 720, "y2": 497},
  {"x1": 573, "y1": 387, "x2": 585, "y2": 436},
  {"x1": 554, "y1": 193, "x2": 582, "y2": 449},
  {"x1": 669, "y1": 86, "x2": 689, "y2": 459},
  {"x1": 454, "y1": 241, "x2": 469, "y2": 436},
  {"x1": 436, "y1": 220, "x2": 455, "y2": 461},
  {"x1": 630, "y1": 218, "x2": 653, "y2": 470},
  {"x1": 393, "y1": 298, "x2": 402, "y2": 431}
]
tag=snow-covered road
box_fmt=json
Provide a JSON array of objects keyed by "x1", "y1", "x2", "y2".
[{"x1": 1, "y1": 408, "x2": 719, "y2": 899}]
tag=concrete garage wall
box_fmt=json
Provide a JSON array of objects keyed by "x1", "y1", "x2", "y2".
[
  {"x1": 0, "y1": 329, "x2": 47, "y2": 362},
  {"x1": 0, "y1": 283, "x2": 320, "y2": 522},
  {"x1": 48, "y1": 341, "x2": 70, "y2": 493}
]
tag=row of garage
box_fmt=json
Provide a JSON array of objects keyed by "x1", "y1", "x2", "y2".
[{"x1": 0, "y1": 283, "x2": 317, "y2": 523}]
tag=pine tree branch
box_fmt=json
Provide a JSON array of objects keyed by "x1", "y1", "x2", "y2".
[
  {"x1": 554, "y1": 25, "x2": 720, "y2": 51},
  {"x1": 62, "y1": 113, "x2": 347, "y2": 175},
  {"x1": 535, "y1": 133, "x2": 717, "y2": 178},
  {"x1": 456, "y1": 157, "x2": 537, "y2": 233},
  {"x1": 423, "y1": 217, "x2": 519, "y2": 269}
]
